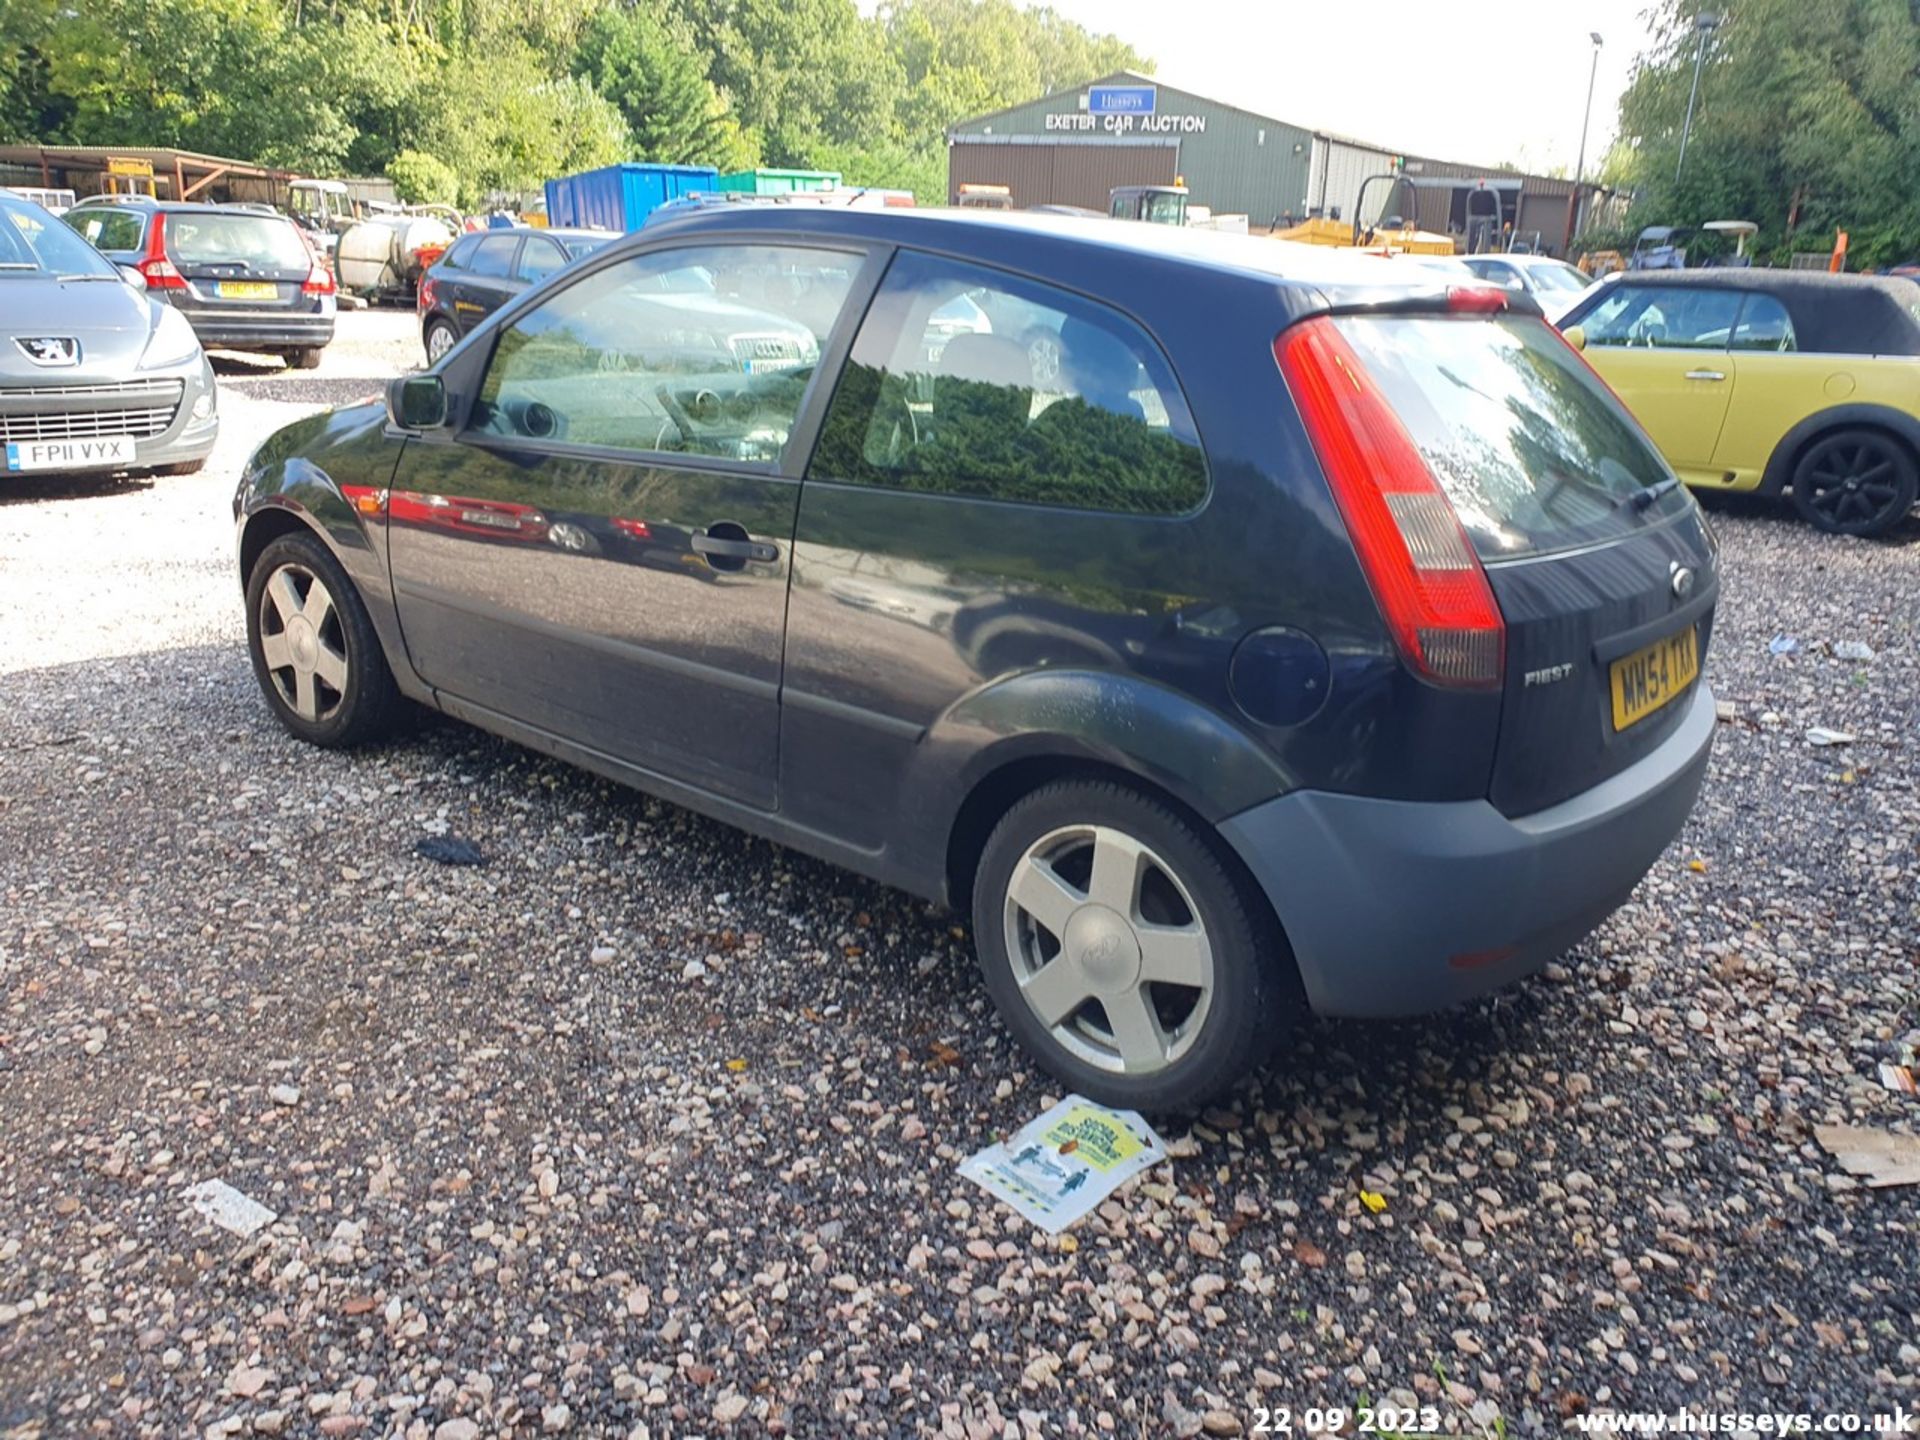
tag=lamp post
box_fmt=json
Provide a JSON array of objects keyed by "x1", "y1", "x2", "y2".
[
  {"x1": 1570, "y1": 31, "x2": 1603, "y2": 245},
  {"x1": 1676, "y1": 11, "x2": 1721, "y2": 183}
]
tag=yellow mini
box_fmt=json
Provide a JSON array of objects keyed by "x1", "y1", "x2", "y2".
[{"x1": 1560, "y1": 270, "x2": 1920, "y2": 536}]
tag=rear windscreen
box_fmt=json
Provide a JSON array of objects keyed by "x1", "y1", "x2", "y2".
[
  {"x1": 1334, "y1": 314, "x2": 1688, "y2": 557},
  {"x1": 166, "y1": 214, "x2": 312, "y2": 270}
]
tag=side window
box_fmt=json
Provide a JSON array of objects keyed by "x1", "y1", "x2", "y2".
[
  {"x1": 1730, "y1": 294, "x2": 1797, "y2": 352},
  {"x1": 471, "y1": 243, "x2": 859, "y2": 464},
  {"x1": 1580, "y1": 285, "x2": 1742, "y2": 349},
  {"x1": 438, "y1": 236, "x2": 475, "y2": 272},
  {"x1": 514, "y1": 237, "x2": 566, "y2": 285},
  {"x1": 468, "y1": 236, "x2": 518, "y2": 279},
  {"x1": 65, "y1": 208, "x2": 144, "y2": 252},
  {"x1": 810, "y1": 250, "x2": 1207, "y2": 515}
]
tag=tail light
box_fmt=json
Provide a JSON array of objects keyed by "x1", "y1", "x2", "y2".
[
  {"x1": 303, "y1": 262, "x2": 335, "y2": 296},
  {"x1": 137, "y1": 215, "x2": 186, "y2": 290},
  {"x1": 418, "y1": 274, "x2": 437, "y2": 314},
  {"x1": 1274, "y1": 317, "x2": 1504, "y2": 689}
]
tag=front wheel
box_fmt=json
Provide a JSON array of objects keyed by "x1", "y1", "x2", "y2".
[
  {"x1": 246, "y1": 532, "x2": 402, "y2": 748},
  {"x1": 972, "y1": 780, "x2": 1291, "y2": 1112},
  {"x1": 285, "y1": 347, "x2": 324, "y2": 371},
  {"x1": 1790, "y1": 429, "x2": 1917, "y2": 537}
]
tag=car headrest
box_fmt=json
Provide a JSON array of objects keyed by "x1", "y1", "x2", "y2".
[{"x1": 937, "y1": 333, "x2": 1033, "y2": 390}]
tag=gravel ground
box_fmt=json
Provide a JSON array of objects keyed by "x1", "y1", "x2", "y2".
[{"x1": 2, "y1": 311, "x2": 1916, "y2": 1438}]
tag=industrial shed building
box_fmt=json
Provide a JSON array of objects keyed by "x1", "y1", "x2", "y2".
[{"x1": 949, "y1": 72, "x2": 1603, "y2": 253}]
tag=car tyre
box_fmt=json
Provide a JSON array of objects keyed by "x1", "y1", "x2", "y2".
[
  {"x1": 285, "y1": 347, "x2": 324, "y2": 371},
  {"x1": 424, "y1": 318, "x2": 458, "y2": 365},
  {"x1": 152, "y1": 459, "x2": 206, "y2": 476},
  {"x1": 972, "y1": 779, "x2": 1291, "y2": 1113},
  {"x1": 246, "y1": 532, "x2": 402, "y2": 749},
  {"x1": 1790, "y1": 428, "x2": 1917, "y2": 537}
]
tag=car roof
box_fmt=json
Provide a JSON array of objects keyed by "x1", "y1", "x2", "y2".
[
  {"x1": 1578, "y1": 268, "x2": 1920, "y2": 355},
  {"x1": 635, "y1": 204, "x2": 1488, "y2": 308},
  {"x1": 72, "y1": 198, "x2": 295, "y2": 220}
]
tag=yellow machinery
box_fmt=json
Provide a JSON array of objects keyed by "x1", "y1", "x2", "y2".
[{"x1": 1274, "y1": 174, "x2": 1456, "y2": 255}]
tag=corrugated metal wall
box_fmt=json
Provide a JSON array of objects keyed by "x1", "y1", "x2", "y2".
[
  {"x1": 1307, "y1": 136, "x2": 1399, "y2": 225},
  {"x1": 949, "y1": 72, "x2": 1312, "y2": 222},
  {"x1": 948, "y1": 137, "x2": 1177, "y2": 211}
]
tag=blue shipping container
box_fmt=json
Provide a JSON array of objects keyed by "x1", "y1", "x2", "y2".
[{"x1": 544, "y1": 163, "x2": 720, "y2": 232}]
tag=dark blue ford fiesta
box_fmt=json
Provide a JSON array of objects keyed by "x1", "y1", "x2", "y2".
[{"x1": 233, "y1": 205, "x2": 1717, "y2": 1110}]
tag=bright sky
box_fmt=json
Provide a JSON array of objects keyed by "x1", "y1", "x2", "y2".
[{"x1": 1015, "y1": 0, "x2": 1664, "y2": 176}]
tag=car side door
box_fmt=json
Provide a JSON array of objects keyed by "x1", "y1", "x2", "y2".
[
  {"x1": 1574, "y1": 284, "x2": 1743, "y2": 482},
  {"x1": 1711, "y1": 291, "x2": 1804, "y2": 486},
  {"x1": 450, "y1": 233, "x2": 521, "y2": 335},
  {"x1": 384, "y1": 237, "x2": 879, "y2": 810}
]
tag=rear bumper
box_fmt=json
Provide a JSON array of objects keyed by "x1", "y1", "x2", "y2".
[
  {"x1": 180, "y1": 302, "x2": 335, "y2": 353},
  {"x1": 1220, "y1": 682, "x2": 1716, "y2": 1017}
]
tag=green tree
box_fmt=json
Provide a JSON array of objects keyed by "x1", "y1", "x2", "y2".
[
  {"x1": 1614, "y1": 0, "x2": 1920, "y2": 267},
  {"x1": 386, "y1": 148, "x2": 459, "y2": 204},
  {"x1": 575, "y1": 2, "x2": 757, "y2": 169}
]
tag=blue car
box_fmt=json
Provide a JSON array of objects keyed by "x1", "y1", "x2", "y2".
[{"x1": 232, "y1": 206, "x2": 1717, "y2": 1110}]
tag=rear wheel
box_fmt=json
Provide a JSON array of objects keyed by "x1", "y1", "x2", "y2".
[
  {"x1": 1790, "y1": 428, "x2": 1917, "y2": 537},
  {"x1": 246, "y1": 532, "x2": 401, "y2": 748},
  {"x1": 285, "y1": 347, "x2": 324, "y2": 371},
  {"x1": 424, "y1": 318, "x2": 458, "y2": 365},
  {"x1": 972, "y1": 779, "x2": 1290, "y2": 1112}
]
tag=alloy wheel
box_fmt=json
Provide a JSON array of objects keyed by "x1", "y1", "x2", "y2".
[
  {"x1": 1002, "y1": 824, "x2": 1214, "y2": 1075},
  {"x1": 1798, "y1": 435, "x2": 1906, "y2": 531},
  {"x1": 426, "y1": 325, "x2": 454, "y2": 363},
  {"x1": 257, "y1": 563, "x2": 349, "y2": 723}
]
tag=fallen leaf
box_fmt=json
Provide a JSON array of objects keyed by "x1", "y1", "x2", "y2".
[
  {"x1": 1358, "y1": 1189, "x2": 1387, "y2": 1214},
  {"x1": 1687, "y1": 858, "x2": 1708, "y2": 873},
  {"x1": 725, "y1": 1058, "x2": 748, "y2": 1072},
  {"x1": 928, "y1": 1041, "x2": 962, "y2": 1068},
  {"x1": 1057, "y1": 1139, "x2": 1079, "y2": 1156},
  {"x1": 1293, "y1": 1240, "x2": 1327, "y2": 1268}
]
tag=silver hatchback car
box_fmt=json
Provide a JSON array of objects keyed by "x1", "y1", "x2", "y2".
[{"x1": 1, "y1": 190, "x2": 218, "y2": 479}]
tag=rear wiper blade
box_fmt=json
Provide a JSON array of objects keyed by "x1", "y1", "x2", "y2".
[{"x1": 1619, "y1": 477, "x2": 1682, "y2": 513}]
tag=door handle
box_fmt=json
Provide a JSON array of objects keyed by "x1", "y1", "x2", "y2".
[
  {"x1": 1684, "y1": 369, "x2": 1726, "y2": 381},
  {"x1": 692, "y1": 529, "x2": 777, "y2": 565}
]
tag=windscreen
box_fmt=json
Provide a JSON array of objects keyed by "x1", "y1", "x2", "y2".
[
  {"x1": 166, "y1": 213, "x2": 312, "y2": 270},
  {"x1": 1333, "y1": 314, "x2": 1688, "y2": 558},
  {"x1": 0, "y1": 196, "x2": 117, "y2": 278}
]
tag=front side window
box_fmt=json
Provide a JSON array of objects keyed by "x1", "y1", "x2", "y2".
[
  {"x1": 809, "y1": 250, "x2": 1207, "y2": 516},
  {"x1": 1577, "y1": 284, "x2": 1743, "y2": 349},
  {"x1": 63, "y1": 207, "x2": 145, "y2": 254},
  {"x1": 0, "y1": 198, "x2": 119, "y2": 278},
  {"x1": 471, "y1": 243, "x2": 859, "y2": 464},
  {"x1": 1730, "y1": 294, "x2": 1797, "y2": 352}
]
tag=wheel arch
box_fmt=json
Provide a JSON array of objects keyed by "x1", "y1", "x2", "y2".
[
  {"x1": 933, "y1": 669, "x2": 1297, "y2": 932},
  {"x1": 1758, "y1": 403, "x2": 1920, "y2": 497}
]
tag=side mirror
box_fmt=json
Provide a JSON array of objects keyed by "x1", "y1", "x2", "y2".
[
  {"x1": 387, "y1": 374, "x2": 447, "y2": 430},
  {"x1": 1562, "y1": 325, "x2": 1588, "y2": 352},
  {"x1": 117, "y1": 264, "x2": 147, "y2": 291}
]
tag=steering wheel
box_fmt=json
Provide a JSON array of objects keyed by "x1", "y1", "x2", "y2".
[{"x1": 654, "y1": 386, "x2": 699, "y2": 452}]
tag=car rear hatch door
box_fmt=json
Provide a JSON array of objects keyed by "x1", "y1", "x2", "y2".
[
  {"x1": 163, "y1": 212, "x2": 316, "y2": 309},
  {"x1": 1315, "y1": 306, "x2": 1718, "y2": 816}
]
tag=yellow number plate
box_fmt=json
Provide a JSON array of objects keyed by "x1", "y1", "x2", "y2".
[
  {"x1": 1610, "y1": 625, "x2": 1699, "y2": 731},
  {"x1": 216, "y1": 281, "x2": 278, "y2": 300}
]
